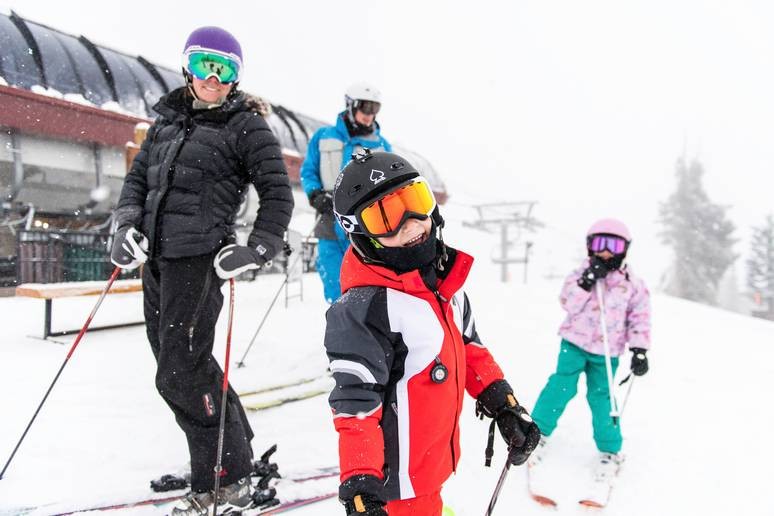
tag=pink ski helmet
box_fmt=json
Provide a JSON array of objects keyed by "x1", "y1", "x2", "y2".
[{"x1": 586, "y1": 218, "x2": 632, "y2": 241}]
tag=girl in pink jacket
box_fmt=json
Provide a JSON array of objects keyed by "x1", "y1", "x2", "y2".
[{"x1": 530, "y1": 219, "x2": 651, "y2": 479}]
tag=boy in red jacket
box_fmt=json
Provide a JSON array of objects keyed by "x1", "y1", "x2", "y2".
[{"x1": 325, "y1": 150, "x2": 540, "y2": 515}]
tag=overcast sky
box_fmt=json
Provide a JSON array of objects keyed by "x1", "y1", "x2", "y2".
[{"x1": 5, "y1": 0, "x2": 774, "y2": 287}]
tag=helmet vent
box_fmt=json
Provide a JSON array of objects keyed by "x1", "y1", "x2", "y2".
[
  {"x1": 349, "y1": 184, "x2": 363, "y2": 196},
  {"x1": 390, "y1": 161, "x2": 404, "y2": 170}
]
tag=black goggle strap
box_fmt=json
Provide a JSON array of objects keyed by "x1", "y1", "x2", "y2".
[{"x1": 335, "y1": 212, "x2": 361, "y2": 234}]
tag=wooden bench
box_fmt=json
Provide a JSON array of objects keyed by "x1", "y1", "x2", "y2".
[{"x1": 16, "y1": 279, "x2": 144, "y2": 339}]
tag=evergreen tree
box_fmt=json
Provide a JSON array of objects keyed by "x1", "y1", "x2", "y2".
[
  {"x1": 746, "y1": 214, "x2": 774, "y2": 319},
  {"x1": 659, "y1": 157, "x2": 737, "y2": 304},
  {"x1": 717, "y1": 265, "x2": 746, "y2": 314}
]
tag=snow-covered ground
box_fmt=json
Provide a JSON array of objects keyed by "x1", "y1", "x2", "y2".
[{"x1": 1, "y1": 209, "x2": 773, "y2": 515}]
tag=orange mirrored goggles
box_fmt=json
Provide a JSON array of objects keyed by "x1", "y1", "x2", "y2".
[{"x1": 355, "y1": 178, "x2": 437, "y2": 238}]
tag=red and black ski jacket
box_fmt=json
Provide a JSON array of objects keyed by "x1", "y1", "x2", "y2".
[{"x1": 324, "y1": 246, "x2": 506, "y2": 502}]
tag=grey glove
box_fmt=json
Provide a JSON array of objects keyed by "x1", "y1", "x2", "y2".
[
  {"x1": 213, "y1": 244, "x2": 268, "y2": 280},
  {"x1": 110, "y1": 226, "x2": 148, "y2": 270}
]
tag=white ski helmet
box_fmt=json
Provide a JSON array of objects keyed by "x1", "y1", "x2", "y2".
[
  {"x1": 345, "y1": 81, "x2": 382, "y2": 119},
  {"x1": 345, "y1": 81, "x2": 382, "y2": 104}
]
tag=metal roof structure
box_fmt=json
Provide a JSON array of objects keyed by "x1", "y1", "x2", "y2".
[
  {"x1": 0, "y1": 10, "x2": 446, "y2": 196},
  {"x1": 0, "y1": 11, "x2": 183, "y2": 117}
]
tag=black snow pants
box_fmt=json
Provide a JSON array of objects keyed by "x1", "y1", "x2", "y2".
[{"x1": 142, "y1": 253, "x2": 254, "y2": 492}]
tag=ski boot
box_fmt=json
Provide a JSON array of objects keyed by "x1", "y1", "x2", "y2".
[
  {"x1": 526, "y1": 434, "x2": 549, "y2": 468},
  {"x1": 579, "y1": 452, "x2": 625, "y2": 508},
  {"x1": 170, "y1": 476, "x2": 253, "y2": 515},
  {"x1": 593, "y1": 452, "x2": 624, "y2": 482}
]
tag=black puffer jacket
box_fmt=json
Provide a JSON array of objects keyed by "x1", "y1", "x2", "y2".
[{"x1": 115, "y1": 87, "x2": 294, "y2": 260}]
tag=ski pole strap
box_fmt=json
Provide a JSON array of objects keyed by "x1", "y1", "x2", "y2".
[
  {"x1": 485, "y1": 417, "x2": 497, "y2": 467},
  {"x1": 476, "y1": 390, "x2": 519, "y2": 468}
]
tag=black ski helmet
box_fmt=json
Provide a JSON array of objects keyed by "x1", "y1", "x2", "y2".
[{"x1": 333, "y1": 149, "x2": 444, "y2": 263}]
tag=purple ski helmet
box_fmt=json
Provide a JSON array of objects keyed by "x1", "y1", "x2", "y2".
[
  {"x1": 182, "y1": 26, "x2": 243, "y2": 83},
  {"x1": 586, "y1": 218, "x2": 632, "y2": 241}
]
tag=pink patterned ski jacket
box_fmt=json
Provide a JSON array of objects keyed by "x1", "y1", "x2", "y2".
[{"x1": 558, "y1": 260, "x2": 651, "y2": 357}]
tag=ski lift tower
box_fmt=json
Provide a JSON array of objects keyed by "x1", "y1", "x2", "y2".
[{"x1": 462, "y1": 201, "x2": 541, "y2": 283}]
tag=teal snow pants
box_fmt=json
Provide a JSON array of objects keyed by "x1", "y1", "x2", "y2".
[{"x1": 531, "y1": 339, "x2": 622, "y2": 453}]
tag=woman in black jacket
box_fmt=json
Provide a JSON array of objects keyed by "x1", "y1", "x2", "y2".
[{"x1": 110, "y1": 26, "x2": 293, "y2": 514}]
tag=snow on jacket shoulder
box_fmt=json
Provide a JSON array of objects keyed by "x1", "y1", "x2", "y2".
[
  {"x1": 558, "y1": 260, "x2": 651, "y2": 356},
  {"x1": 324, "y1": 247, "x2": 505, "y2": 502}
]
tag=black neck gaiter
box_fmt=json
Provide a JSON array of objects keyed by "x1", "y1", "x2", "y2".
[
  {"x1": 371, "y1": 230, "x2": 439, "y2": 274},
  {"x1": 344, "y1": 112, "x2": 375, "y2": 137}
]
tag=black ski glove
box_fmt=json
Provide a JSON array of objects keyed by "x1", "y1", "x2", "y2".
[
  {"x1": 339, "y1": 474, "x2": 387, "y2": 516},
  {"x1": 110, "y1": 226, "x2": 148, "y2": 270},
  {"x1": 213, "y1": 244, "x2": 269, "y2": 280},
  {"x1": 577, "y1": 255, "x2": 611, "y2": 292},
  {"x1": 309, "y1": 189, "x2": 333, "y2": 215},
  {"x1": 630, "y1": 347, "x2": 649, "y2": 376},
  {"x1": 476, "y1": 380, "x2": 541, "y2": 466}
]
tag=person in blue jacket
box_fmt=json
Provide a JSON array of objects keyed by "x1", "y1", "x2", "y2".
[{"x1": 300, "y1": 82, "x2": 392, "y2": 303}]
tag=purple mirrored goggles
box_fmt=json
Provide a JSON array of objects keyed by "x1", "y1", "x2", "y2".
[{"x1": 587, "y1": 234, "x2": 628, "y2": 254}]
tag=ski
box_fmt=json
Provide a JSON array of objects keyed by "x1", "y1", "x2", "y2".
[
  {"x1": 578, "y1": 454, "x2": 622, "y2": 509},
  {"x1": 578, "y1": 483, "x2": 612, "y2": 509},
  {"x1": 284, "y1": 466, "x2": 339, "y2": 482},
  {"x1": 579, "y1": 499, "x2": 607, "y2": 509},
  {"x1": 247, "y1": 492, "x2": 337, "y2": 514},
  {"x1": 149, "y1": 444, "x2": 335, "y2": 494},
  {"x1": 51, "y1": 493, "x2": 192, "y2": 514},
  {"x1": 242, "y1": 388, "x2": 329, "y2": 411},
  {"x1": 530, "y1": 493, "x2": 558, "y2": 509},
  {"x1": 526, "y1": 466, "x2": 558, "y2": 509},
  {"x1": 237, "y1": 373, "x2": 331, "y2": 398},
  {"x1": 28, "y1": 466, "x2": 338, "y2": 515}
]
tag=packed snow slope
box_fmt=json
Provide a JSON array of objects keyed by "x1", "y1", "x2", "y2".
[{"x1": 0, "y1": 204, "x2": 772, "y2": 515}]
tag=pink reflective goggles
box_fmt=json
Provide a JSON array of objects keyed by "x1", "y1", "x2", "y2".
[{"x1": 588, "y1": 234, "x2": 628, "y2": 254}]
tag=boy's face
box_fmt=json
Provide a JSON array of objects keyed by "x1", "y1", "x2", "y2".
[
  {"x1": 377, "y1": 217, "x2": 432, "y2": 248},
  {"x1": 354, "y1": 109, "x2": 376, "y2": 127}
]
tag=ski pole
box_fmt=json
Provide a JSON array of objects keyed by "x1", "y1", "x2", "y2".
[
  {"x1": 236, "y1": 218, "x2": 319, "y2": 368},
  {"x1": 484, "y1": 460, "x2": 511, "y2": 515},
  {"x1": 0, "y1": 266, "x2": 121, "y2": 480},
  {"x1": 595, "y1": 282, "x2": 620, "y2": 423},
  {"x1": 213, "y1": 278, "x2": 235, "y2": 516},
  {"x1": 616, "y1": 374, "x2": 636, "y2": 418},
  {"x1": 235, "y1": 267, "x2": 291, "y2": 368}
]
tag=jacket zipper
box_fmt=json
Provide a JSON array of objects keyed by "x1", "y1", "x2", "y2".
[
  {"x1": 187, "y1": 269, "x2": 213, "y2": 352},
  {"x1": 148, "y1": 120, "x2": 192, "y2": 257},
  {"x1": 433, "y1": 289, "x2": 461, "y2": 471}
]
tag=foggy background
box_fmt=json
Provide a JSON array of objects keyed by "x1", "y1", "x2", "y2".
[{"x1": 6, "y1": 0, "x2": 774, "y2": 288}]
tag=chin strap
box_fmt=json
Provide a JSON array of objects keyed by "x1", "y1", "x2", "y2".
[{"x1": 436, "y1": 226, "x2": 448, "y2": 272}]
